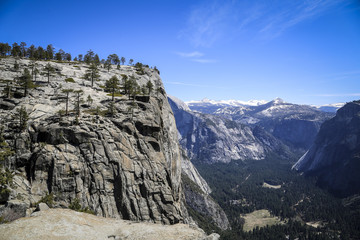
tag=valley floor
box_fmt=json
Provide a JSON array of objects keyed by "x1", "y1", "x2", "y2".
[{"x1": 193, "y1": 156, "x2": 360, "y2": 240}]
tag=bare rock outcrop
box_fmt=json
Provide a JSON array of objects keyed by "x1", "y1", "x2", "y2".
[{"x1": 0, "y1": 208, "x2": 220, "y2": 240}]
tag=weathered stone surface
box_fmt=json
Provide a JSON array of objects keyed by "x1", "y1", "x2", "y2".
[
  {"x1": 0, "y1": 99, "x2": 15, "y2": 110},
  {"x1": 0, "y1": 209, "x2": 219, "y2": 240},
  {"x1": 36, "y1": 203, "x2": 49, "y2": 211},
  {"x1": 0, "y1": 57, "x2": 187, "y2": 225}
]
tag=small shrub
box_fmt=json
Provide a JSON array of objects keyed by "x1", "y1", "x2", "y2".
[
  {"x1": 69, "y1": 198, "x2": 95, "y2": 215},
  {"x1": 69, "y1": 198, "x2": 81, "y2": 211},
  {"x1": 65, "y1": 78, "x2": 75, "y2": 83},
  {"x1": 37, "y1": 192, "x2": 54, "y2": 207}
]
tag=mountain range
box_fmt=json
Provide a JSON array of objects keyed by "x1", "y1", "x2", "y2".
[{"x1": 171, "y1": 96, "x2": 335, "y2": 165}]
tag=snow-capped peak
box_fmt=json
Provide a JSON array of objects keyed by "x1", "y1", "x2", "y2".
[
  {"x1": 272, "y1": 97, "x2": 285, "y2": 105},
  {"x1": 186, "y1": 98, "x2": 268, "y2": 107}
]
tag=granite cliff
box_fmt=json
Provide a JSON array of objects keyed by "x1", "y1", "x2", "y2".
[
  {"x1": 293, "y1": 101, "x2": 360, "y2": 197},
  {"x1": 0, "y1": 57, "x2": 214, "y2": 232}
]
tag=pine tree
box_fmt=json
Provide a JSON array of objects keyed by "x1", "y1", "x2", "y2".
[
  {"x1": 17, "y1": 69, "x2": 35, "y2": 97},
  {"x1": 11, "y1": 43, "x2": 21, "y2": 57},
  {"x1": 74, "y1": 90, "x2": 83, "y2": 117},
  {"x1": 44, "y1": 63, "x2": 55, "y2": 84},
  {"x1": 94, "y1": 54, "x2": 100, "y2": 65},
  {"x1": 62, "y1": 89, "x2": 73, "y2": 115},
  {"x1": 0, "y1": 43, "x2": 11, "y2": 56},
  {"x1": 146, "y1": 80, "x2": 153, "y2": 95},
  {"x1": 35, "y1": 46, "x2": 46, "y2": 60},
  {"x1": 1, "y1": 80, "x2": 12, "y2": 98},
  {"x1": 104, "y1": 60, "x2": 111, "y2": 72},
  {"x1": 46, "y1": 44, "x2": 54, "y2": 60},
  {"x1": 121, "y1": 57, "x2": 126, "y2": 65},
  {"x1": 107, "y1": 101, "x2": 116, "y2": 117},
  {"x1": 105, "y1": 75, "x2": 120, "y2": 101},
  {"x1": 16, "y1": 106, "x2": 29, "y2": 131},
  {"x1": 128, "y1": 76, "x2": 139, "y2": 100},
  {"x1": 20, "y1": 42, "x2": 27, "y2": 57},
  {"x1": 84, "y1": 63, "x2": 100, "y2": 87},
  {"x1": 55, "y1": 49, "x2": 65, "y2": 61},
  {"x1": 84, "y1": 49, "x2": 95, "y2": 64},
  {"x1": 65, "y1": 53, "x2": 72, "y2": 61},
  {"x1": 27, "y1": 45, "x2": 36, "y2": 59}
]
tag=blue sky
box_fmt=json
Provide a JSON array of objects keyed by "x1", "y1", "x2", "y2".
[{"x1": 1, "y1": 0, "x2": 360, "y2": 105}]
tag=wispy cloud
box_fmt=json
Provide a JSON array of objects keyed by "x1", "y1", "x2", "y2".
[
  {"x1": 180, "y1": 0, "x2": 345, "y2": 45},
  {"x1": 256, "y1": 0, "x2": 344, "y2": 39},
  {"x1": 174, "y1": 51, "x2": 215, "y2": 63},
  {"x1": 179, "y1": 1, "x2": 233, "y2": 47},
  {"x1": 175, "y1": 51, "x2": 204, "y2": 58}
]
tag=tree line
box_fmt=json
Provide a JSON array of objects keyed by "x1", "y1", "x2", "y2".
[{"x1": 0, "y1": 42, "x2": 151, "y2": 69}]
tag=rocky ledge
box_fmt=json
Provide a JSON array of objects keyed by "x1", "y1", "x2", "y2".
[{"x1": 0, "y1": 208, "x2": 219, "y2": 240}]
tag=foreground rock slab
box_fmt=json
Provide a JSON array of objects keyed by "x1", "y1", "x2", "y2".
[{"x1": 0, "y1": 209, "x2": 219, "y2": 240}]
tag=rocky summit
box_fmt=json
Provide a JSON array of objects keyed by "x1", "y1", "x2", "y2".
[
  {"x1": 0, "y1": 57, "x2": 196, "y2": 227},
  {"x1": 293, "y1": 101, "x2": 360, "y2": 197}
]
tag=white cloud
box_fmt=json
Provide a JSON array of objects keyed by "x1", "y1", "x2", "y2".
[
  {"x1": 174, "y1": 51, "x2": 215, "y2": 63},
  {"x1": 175, "y1": 51, "x2": 204, "y2": 58}
]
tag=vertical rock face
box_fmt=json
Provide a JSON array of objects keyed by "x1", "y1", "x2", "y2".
[
  {"x1": 0, "y1": 58, "x2": 186, "y2": 224},
  {"x1": 167, "y1": 96, "x2": 231, "y2": 230},
  {"x1": 293, "y1": 101, "x2": 360, "y2": 197}
]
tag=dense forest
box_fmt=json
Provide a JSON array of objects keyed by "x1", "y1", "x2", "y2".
[{"x1": 193, "y1": 156, "x2": 360, "y2": 239}]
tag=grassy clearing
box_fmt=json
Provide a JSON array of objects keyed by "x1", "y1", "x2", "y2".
[
  {"x1": 242, "y1": 209, "x2": 284, "y2": 232},
  {"x1": 306, "y1": 221, "x2": 324, "y2": 228},
  {"x1": 262, "y1": 182, "x2": 282, "y2": 189}
]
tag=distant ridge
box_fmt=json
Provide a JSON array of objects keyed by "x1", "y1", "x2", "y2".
[
  {"x1": 186, "y1": 98, "x2": 344, "y2": 113},
  {"x1": 186, "y1": 98, "x2": 268, "y2": 107}
]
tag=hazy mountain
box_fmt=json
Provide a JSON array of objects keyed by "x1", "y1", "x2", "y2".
[
  {"x1": 293, "y1": 101, "x2": 360, "y2": 197},
  {"x1": 312, "y1": 102, "x2": 345, "y2": 113}
]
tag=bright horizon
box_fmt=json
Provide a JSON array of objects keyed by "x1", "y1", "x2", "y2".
[{"x1": 1, "y1": 0, "x2": 359, "y2": 105}]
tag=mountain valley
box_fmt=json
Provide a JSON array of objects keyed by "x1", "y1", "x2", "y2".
[{"x1": 0, "y1": 54, "x2": 359, "y2": 240}]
